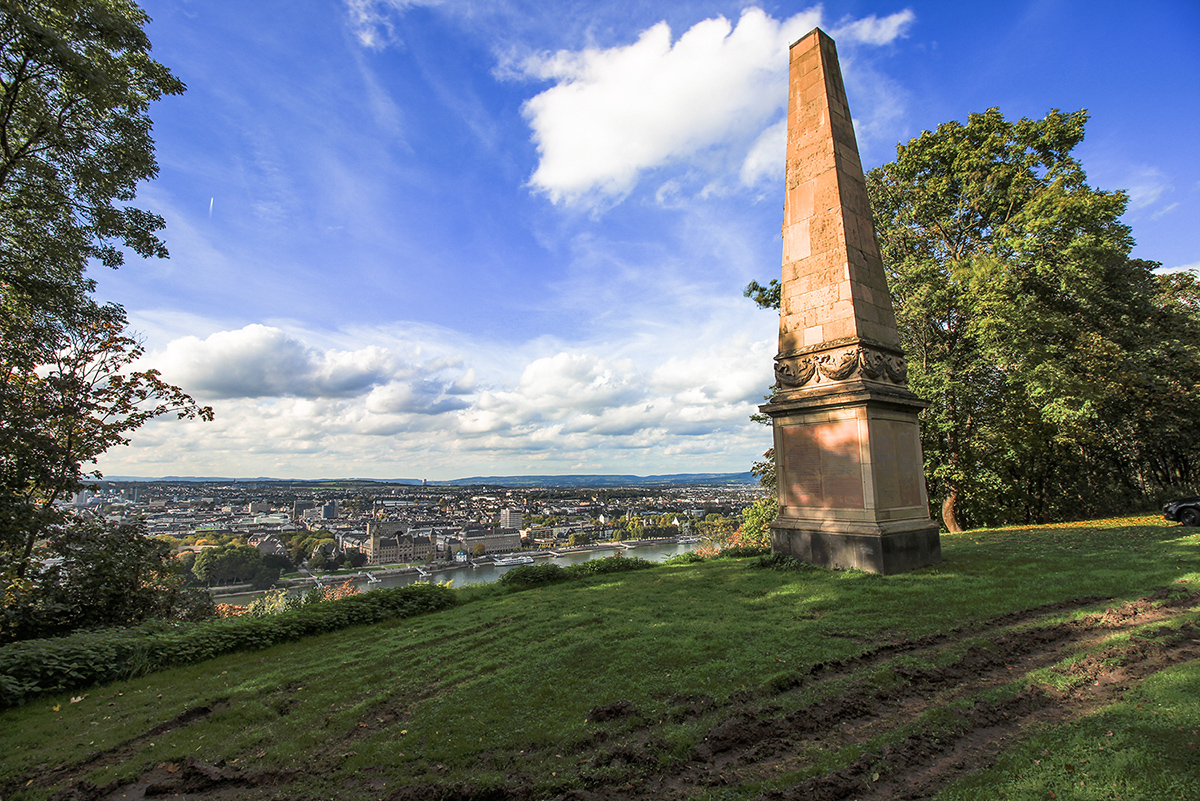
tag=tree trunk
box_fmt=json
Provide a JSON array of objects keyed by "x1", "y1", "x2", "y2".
[{"x1": 941, "y1": 489, "x2": 962, "y2": 533}]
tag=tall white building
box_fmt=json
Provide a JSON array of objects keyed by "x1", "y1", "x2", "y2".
[{"x1": 499, "y1": 508, "x2": 523, "y2": 529}]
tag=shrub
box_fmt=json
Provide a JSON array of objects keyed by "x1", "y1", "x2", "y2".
[
  {"x1": 497, "y1": 554, "x2": 658, "y2": 594},
  {"x1": 715, "y1": 545, "x2": 771, "y2": 559},
  {"x1": 663, "y1": 551, "x2": 706, "y2": 565},
  {"x1": 563, "y1": 554, "x2": 655, "y2": 578},
  {"x1": 754, "y1": 552, "x2": 819, "y2": 571},
  {"x1": 0, "y1": 583, "x2": 456, "y2": 708},
  {"x1": 241, "y1": 589, "x2": 291, "y2": 617},
  {"x1": 499, "y1": 563, "x2": 566, "y2": 587}
]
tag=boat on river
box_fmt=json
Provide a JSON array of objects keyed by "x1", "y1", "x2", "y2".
[{"x1": 491, "y1": 555, "x2": 535, "y2": 566}]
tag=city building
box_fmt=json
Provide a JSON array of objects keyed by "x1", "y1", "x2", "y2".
[
  {"x1": 363, "y1": 521, "x2": 434, "y2": 565},
  {"x1": 455, "y1": 527, "x2": 521, "y2": 555}
]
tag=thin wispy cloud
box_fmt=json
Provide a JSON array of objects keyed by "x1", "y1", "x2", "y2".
[
  {"x1": 344, "y1": 0, "x2": 444, "y2": 49},
  {"x1": 830, "y1": 9, "x2": 916, "y2": 45},
  {"x1": 1125, "y1": 166, "x2": 1172, "y2": 210}
]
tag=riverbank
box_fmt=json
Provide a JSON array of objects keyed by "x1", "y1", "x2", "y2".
[{"x1": 210, "y1": 537, "x2": 695, "y2": 605}]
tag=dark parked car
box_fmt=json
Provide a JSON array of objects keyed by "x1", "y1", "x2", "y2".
[{"x1": 1163, "y1": 497, "x2": 1200, "y2": 526}]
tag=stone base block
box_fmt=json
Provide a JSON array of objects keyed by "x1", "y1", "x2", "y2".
[{"x1": 771, "y1": 523, "x2": 941, "y2": 575}]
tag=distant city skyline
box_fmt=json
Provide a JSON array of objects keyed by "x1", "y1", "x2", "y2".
[{"x1": 93, "y1": 0, "x2": 1200, "y2": 480}]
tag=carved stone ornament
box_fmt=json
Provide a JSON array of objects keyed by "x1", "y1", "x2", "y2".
[
  {"x1": 816, "y1": 348, "x2": 859, "y2": 381},
  {"x1": 774, "y1": 357, "x2": 815, "y2": 387},
  {"x1": 775, "y1": 345, "x2": 907, "y2": 390}
]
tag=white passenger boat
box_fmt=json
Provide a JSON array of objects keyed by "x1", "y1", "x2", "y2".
[{"x1": 491, "y1": 555, "x2": 535, "y2": 566}]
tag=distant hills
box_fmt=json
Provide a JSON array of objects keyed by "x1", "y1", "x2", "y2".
[
  {"x1": 91, "y1": 472, "x2": 757, "y2": 488},
  {"x1": 436, "y1": 473, "x2": 756, "y2": 488}
]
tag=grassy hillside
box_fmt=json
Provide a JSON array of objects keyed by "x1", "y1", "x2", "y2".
[{"x1": 2, "y1": 515, "x2": 1199, "y2": 800}]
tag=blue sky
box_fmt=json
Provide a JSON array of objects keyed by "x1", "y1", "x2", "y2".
[{"x1": 93, "y1": 0, "x2": 1200, "y2": 480}]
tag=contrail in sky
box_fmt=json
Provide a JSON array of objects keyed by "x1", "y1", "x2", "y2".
[{"x1": 209, "y1": 197, "x2": 214, "y2": 218}]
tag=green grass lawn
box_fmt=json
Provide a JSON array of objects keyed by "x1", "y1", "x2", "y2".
[{"x1": 2, "y1": 514, "x2": 1199, "y2": 800}]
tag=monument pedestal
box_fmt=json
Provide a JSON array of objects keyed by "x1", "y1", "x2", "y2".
[{"x1": 763, "y1": 376, "x2": 940, "y2": 574}]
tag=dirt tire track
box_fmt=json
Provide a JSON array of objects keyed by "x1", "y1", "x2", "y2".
[
  {"x1": 767, "y1": 621, "x2": 1200, "y2": 801},
  {"x1": 602, "y1": 587, "x2": 1198, "y2": 800},
  {"x1": 767, "y1": 593, "x2": 1114, "y2": 694},
  {"x1": 0, "y1": 702, "x2": 229, "y2": 801}
]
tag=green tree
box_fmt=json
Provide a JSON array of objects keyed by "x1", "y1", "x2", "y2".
[
  {"x1": 750, "y1": 447, "x2": 776, "y2": 495},
  {"x1": 1, "y1": 519, "x2": 212, "y2": 642},
  {"x1": 865, "y1": 107, "x2": 1197, "y2": 529},
  {"x1": 695, "y1": 513, "x2": 735, "y2": 553},
  {"x1": 2, "y1": 309, "x2": 210, "y2": 580},
  {"x1": 737, "y1": 497, "x2": 777, "y2": 548},
  {"x1": 697, "y1": 514, "x2": 733, "y2": 540},
  {"x1": 176, "y1": 549, "x2": 196, "y2": 574},
  {"x1": 0, "y1": 0, "x2": 184, "y2": 299},
  {"x1": 261, "y1": 552, "x2": 292, "y2": 572},
  {"x1": 192, "y1": 544, "x2": 262, "y2": 586},
  {"x1": 0, "y1": 1, "x2": 209, "y2": 607},
  {"x1": 250, "y1": 566, "x2": 280, "y2": 590},
  {"x1": 625, "y1": 515, "x2": 645, "y2": 540}
]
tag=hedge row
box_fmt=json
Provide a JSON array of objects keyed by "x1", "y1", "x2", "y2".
[
  {"x1": 0, "y1": 583, "x2": 457, "y2": 709},
  {"x1": 498, "y1": 554, "x2": 656, "y2": 588}
]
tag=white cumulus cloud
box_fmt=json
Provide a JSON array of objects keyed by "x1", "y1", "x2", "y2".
[
  {"x1": 110, "y1": 310, "x2": 777, "y2": 479},
  {"x1": 519, "y1": 6, "x2": 914, "y2": 205},
  {"x1": 740, "y1": 118, "x2": 787, "y2": 187},
  {"x1": 153, "y1": 324, "x2": 464, "y2": 415}
]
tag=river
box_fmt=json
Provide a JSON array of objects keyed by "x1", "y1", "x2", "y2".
[{"x1": 213, "y1": 540, "x2": 700, "y2": 606}]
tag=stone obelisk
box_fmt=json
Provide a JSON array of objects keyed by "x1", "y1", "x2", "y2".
[{"x1": 760, "y1": 28, "x2": 940, "y2": 574}]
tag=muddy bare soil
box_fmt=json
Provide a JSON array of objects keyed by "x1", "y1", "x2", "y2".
[{"x1": 16, "y1": 587, "x2": 1200, "y2": 801}]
